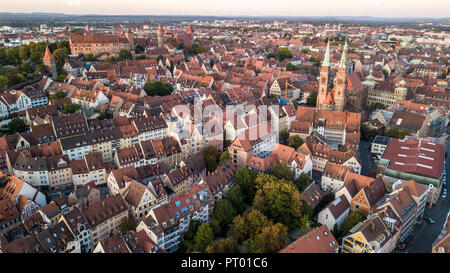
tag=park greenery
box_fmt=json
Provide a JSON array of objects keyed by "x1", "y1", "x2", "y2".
[
  {"x1": 178, "y1": 160, "x2": 318, "y2": 253},
  {"x1": 0, "y1": 41, "x2": 71, "y2": 91},
  {"x1": 267, "y1": 47, "x2": 292, "y2": 61},
  {"x1": 143, "y1": 80, "x2": 174, "y2": 96}
]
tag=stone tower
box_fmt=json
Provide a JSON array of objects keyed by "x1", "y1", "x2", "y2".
[
  {"x1": 125, "y1": 29, "x2": 135, "y2": 50},
  {"x1": 316, "y1": 41, "x2": 331, "y2": 110},
  {"x1": 43, "y1": 46, "x2": 57, "y2": 79},
  {"x1": 157, "y1": 24, "x2": 164, "y2": 48},
  {"x1": 333, "y1": 39, "x2": 348, "y2": 111}
]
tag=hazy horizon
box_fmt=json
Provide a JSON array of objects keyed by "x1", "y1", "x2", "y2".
[{"x1": 1, "y1": 0, "x2": 449, "y2": 18}]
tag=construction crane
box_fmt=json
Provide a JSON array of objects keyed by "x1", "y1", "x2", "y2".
[{"x1": 285, "y1": 81, "x2": 298, "y2": 101}]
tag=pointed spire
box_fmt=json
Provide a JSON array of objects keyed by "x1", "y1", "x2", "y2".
[
  {"x1": 43, "y1": 46, "x2": 53, "y2": 62},
  {"x1": 339, "y1": 38, "x2": 348, "y2": 68},
  {"x1": 368, "y1": 66, "x2": 374, "y2": 78},
  {"x1": 322, "y1": 40, "x2": 330, "y2": 67}
]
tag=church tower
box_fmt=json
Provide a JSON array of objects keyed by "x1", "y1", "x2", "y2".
[
  {"x1": 187, "y1": 24, "x2": 193, "y2": 40},
  {"x1": 157, "y1": 24, "x2": 164, "y2": 48},
  {"x1": 333, "y1": 39, "x2": 348, "y2": 111},
  {"x1": 43, "y1": 46, "x2": 57, "y2": 79},
  {"x1": 316, "y1": 41, "x2": 331, "y2": 110}
]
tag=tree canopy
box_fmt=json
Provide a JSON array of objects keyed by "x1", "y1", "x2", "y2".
[
  {"x1": 253, "y1": 176, "x2": 303, "y2": 229},
  {"x1": 253, "y1": 223, "x2": 288, "y2": 253},
  {"x1": 288, "y1": 135, "x2": 304, "y2": 149},
  {"x1": 235, "y1": 168, "x2": 257, "y2": 203},
  {"x1": 143, "y1": 80, "x2": 174, "y2": 96},
  {"x1": 273, "y1": 162, "x2": 294, "y2": 181},
  {"x1": 193, "y1": 224, "x2": 214, "y2": 252},
  {"x1": 268, "y1": 47, "x2": 292, "y2": 61},
  {"x1": 200, "y1": 145, "x2": 220, "y2": 172},
  {"x1": 306, "y1": 91, "x2": 318, "y2": 107},
  {"x1": 228, "y1": 209, "x2": 273, "y2": 244},
  {"x1": 211, "y1": 199, "x2": 236, "y2": 231}
]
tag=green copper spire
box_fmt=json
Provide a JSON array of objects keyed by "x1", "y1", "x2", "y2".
[
  {"x1": 322, "y1": 40, "x2": 330, "y2": 67},
  {"x1": 339, "y1": 38, "x2": 348, "y2": 68}
]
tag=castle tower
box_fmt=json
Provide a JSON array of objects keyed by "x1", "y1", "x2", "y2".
[
  {"x1": 43, "y1": 46, "x2": 57, "y2": 79},
  {"x1": 316, "y1": 41, "x2": 331, "y2": 110},
  {"x1": 157, "y1": 24, "x2": 164, "y2": 48},
  {"x1": 333, "y1": 39, "x2": 348, "y2": 111}
]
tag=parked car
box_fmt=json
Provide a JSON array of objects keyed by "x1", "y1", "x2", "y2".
[{"x1": 425, "y1": 217, "x2": 435, "y2": 224}]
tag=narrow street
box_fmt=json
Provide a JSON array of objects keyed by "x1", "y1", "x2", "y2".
[{"x1": 359, "y1": 140, "x2": 375, "y2": 176}]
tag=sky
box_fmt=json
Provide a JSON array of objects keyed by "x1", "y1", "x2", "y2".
[{"x1": 1, "y1": 0, "x2": 449, "y2": 18}]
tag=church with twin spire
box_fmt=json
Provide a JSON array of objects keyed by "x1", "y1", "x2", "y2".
[{"x1": 316, "y1": 39, "x2": 349, "y2": 112}]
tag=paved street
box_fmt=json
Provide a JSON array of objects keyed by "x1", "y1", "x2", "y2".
[{"x1": 359, "y1": 140, "x2": 375, "y2": 176}]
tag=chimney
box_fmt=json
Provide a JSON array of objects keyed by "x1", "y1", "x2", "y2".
[{"x1": 370, "y1": 222, "x2": 375, "y2": 232}]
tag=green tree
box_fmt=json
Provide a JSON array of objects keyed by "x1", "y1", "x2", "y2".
[
  {"x1": 8, "y1": 117, "x2": 27, "y2": 133},
  {"x1": 235, "y1": 168, "x2": 256, "y2": 203},
  {"x1": 253, "y1": 178, "x2": 303, "y2": 229},
  {"x1": 135, "y1": 44, "x2": 145, "y2": 54},
  {"x1": 52, "y1": 47, "x2": 69, "y2": 72},
  {"x1": 178, "y1": 220, "x2": 202, "y2": 253},
  {"x1": 49, "y1": 91, "x2": 66, "y2": 100},
  {"x1": 279, "y1": 129, "x2": 289, "y2": 144},
  {"x1": 55, "y1": 72, "x2": 67, "y2": 83},
  {"x1": 306, "y1": 91, "x2": 317, "y2": 107},
  {"x1": 226, "y1": 184, "x2": 245, "y2": 214},
  {"x1": 7, "y1": 73, "x2": 26, "y2": 86},
  {"x1": 205, "y1": 237, "x2": 238, "y2": 253},
  {"x1": 298, "y1": 214, "x2": 314, "y2": 237},
  {"x1": 254, "y1": 173, "x2": 278, "y2": 192},
  {"x1": 211, "y1": 199, "x2": 236, "y2": 231},
  {"x1": 228, "y1": 209, "x2": 273, "y2": 244},
  {"x1": 302, "y1": 200, "x2": 314, "y2": 219},
  {"x1": 185, "y1": 43, "x2": 207, "y2": 55},
  {"x1": 84, "y1": 54, "x2": 97, "y2": 62},
  {"x1": 18, "y1": 45, "x2": 30, "y2": 61},
  {"x1": 118, "y1": 49, "x2": 132, "y2": 61},
  {"x1": 242, "y1": 238, "x2": 256, "y2": 253},
  {"x1": 288, "y1": 135, "x2": 304, "y2": 149},
  {"x1": 294, "y1": 173, "x2": 310, "y2": 192},
  {"x1": 228, "y1": 214, "x2": 246, "y2": 243},
  {"x1": 143, "y1": 80, "x2": 174, "y2": 96},
  {"x1": 254, "y1": 223, "x2": 288, "y2": 253},
  {"x1": 0, "y1": 76, "x2": 8, "y2": 91},
  {"x1": 286, "y1": 62, "x2": 297, "y2": 71},
  {"x1": 209, "y1": 219, "x2": 221, "y2": 237},
  {"x1": 274, "y1": 47, "x2": 292, "y2": 61},
  {"x1": 201, "y1": 145, "x2": 220, "y2": 172},
  {"x1": 385, "y1": 127, "x2": 410, "y2": 139},
  {"x1": 370, "y1": 102, "x2": 386, "y2": 111},
  {"x1": 5, "y1": 47, "x2": 20, "y2": 65},
  {"x1": 193, "y1": 224, "x2": 214, "y2": 252},
  {"x1": 340, "y1": 209, "x2": 367, "y2": 237},
  {"x1": 273, "y1": 162, "x2": 294, "y2": 181},
  {"x1": 63, "y1": 104, "x2": 81, "y2": 114},
  {"x1": 219, "y1": 150, "x2": 231, "y2": 165}
]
